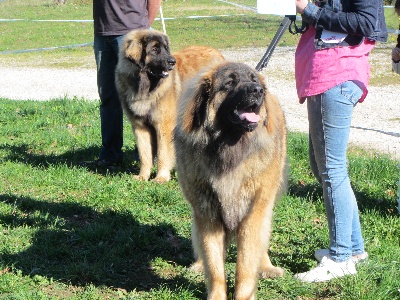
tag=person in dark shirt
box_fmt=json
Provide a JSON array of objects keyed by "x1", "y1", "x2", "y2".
[
  {"x1": 392, "y1": 0, "x2": 400, "y2": 63},
  {"x1": 83, "y1": 0, "x2": 162, "y2": 168}
]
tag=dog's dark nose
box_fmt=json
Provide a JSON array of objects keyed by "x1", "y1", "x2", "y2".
[
  {"x1": 168, "y1": 57, "x2": 176, "y2": 66},
  {"x1": 249, "y1": 84, "x2": 264, "y2": 96},
  {"x1": 254, "y1": 86, "x2": 263, "y2": 94}
]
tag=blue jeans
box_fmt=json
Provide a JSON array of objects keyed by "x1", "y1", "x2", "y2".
[
  {"x1": 93, "y1": 35, "x2": 125, "y2": 162},
  {"x1": 307, "y1": 81, "x2": 365, "y2": 262}
]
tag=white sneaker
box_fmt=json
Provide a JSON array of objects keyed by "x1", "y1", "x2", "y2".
[
  {"x1": 314, "y1": 249, "x2": 368, "y2": 264},
  {"x1": 294, "y1": 256, "x2": 356, "y2": 283}
]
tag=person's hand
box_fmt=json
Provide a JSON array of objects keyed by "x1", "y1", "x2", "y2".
[
  {"x1": 392, "y1": 46, "x2": 400, "y2": 63},
  {"x1": 296, "y1": 0, "x2": 309, "y2": 14}
]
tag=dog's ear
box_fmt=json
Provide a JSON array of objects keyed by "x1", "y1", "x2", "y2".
[
  {"x1": 124, "y1": 35, "x2": 145, "y2": 67},
  {"x1": 192, "y1": 76, "x2": 212, "y2": 129},
  {"x1": 193, "y1": 78, "x2": 211, "y2": 128}
]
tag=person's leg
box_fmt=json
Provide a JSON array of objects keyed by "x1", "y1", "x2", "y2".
[
  {"x1": 94, "y1": 35, "x2": 124, "y2": 163},
  {"x1": 308, "y1": 132, "x2": 322, "y2": 184},
  {"x1": 311, "y1": 113, "x2": 367, "y2": 262},
  {"x1": 295, "y1": 81, "x2": 365, "y2": 282},
  {"x1": 308, "y1": 81, "x2": 364, "y2": 261}
]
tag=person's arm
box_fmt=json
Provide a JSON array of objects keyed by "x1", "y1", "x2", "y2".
[
  {"x1": 148, "y1": 0, "x2": 162, "y2": 26},
  {"x1": 393, "y1": 32, "x2": 400, "y2": 63},
  {"x1": 299, "y1": 0, "x2": 380, "y2": 38},
  {"x1": 397, "y1": 31, "x2": 400, "y2": 49},
  {"x1": 295, "y1": 0, "x2": 308, "y2": 15}
]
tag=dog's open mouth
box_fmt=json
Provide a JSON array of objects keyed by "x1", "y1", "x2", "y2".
[
  {"x1": 146, "y1": 57, "x2": 176, "y2": 79},
  {"x1": 231, "y1": 102, "x2": 261, "y2": 131},
  {"x1": 148, "y1": 69, "x2": 170, "y2": 78}
]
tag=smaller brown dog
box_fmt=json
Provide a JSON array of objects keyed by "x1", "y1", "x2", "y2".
[
  {"x1": 115, "y1": 29, "x2": 224, "y2": 182},
  {"x1": 174, "y1": 62, "x2": 287, "y2": 299}
]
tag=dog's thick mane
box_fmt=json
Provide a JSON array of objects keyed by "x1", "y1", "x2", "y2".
[{"x1": 203, "y1": 127, "x2": 263, "y2": 174}]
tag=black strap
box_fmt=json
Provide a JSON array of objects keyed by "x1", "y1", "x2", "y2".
[
  {"x1": 255, "y1": 16, "x2": 291, "y2": 72},
  {"x1": 256, "y1": 15, "x2": 309, "y2": 72}
]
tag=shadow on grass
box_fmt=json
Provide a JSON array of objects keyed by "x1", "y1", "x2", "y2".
[
  {"x1": 288, "y1": 179, "x2": 398, "y2": 218},
  {"x1": 0, "y1": 194, "x2": 204, "y2": 296},
  {"x1": 0, "y1": 143, "x2": 142, "y2": 175}
]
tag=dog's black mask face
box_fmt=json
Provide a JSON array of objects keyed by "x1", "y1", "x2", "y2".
[
  {"x1": 143, "y1": 35, "x2": 176, "y2": 78},
  {"x1": 215, "y1": 64, "x2": 265, "y2": 132}
]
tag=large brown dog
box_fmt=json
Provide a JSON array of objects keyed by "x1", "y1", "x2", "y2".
[
  {"x1": 115, "y1": 29, "x2": 224, "y2": 182},
  {"x1": 174, "y1": 62, "x2": 287, "y2": 299}
]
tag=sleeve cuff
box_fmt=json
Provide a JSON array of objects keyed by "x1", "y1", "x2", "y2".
[{"x1": 301, "y1": 2, "x2": 321, "y2": 25}]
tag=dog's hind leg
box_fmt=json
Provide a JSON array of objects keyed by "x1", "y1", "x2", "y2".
[
  {"x1": 259, "y1": 253, "x2": 284, "y2": 278},
  {"x1": 132, "y1": 121, "x2": 154, "y2": 181},
  {"x1": 153, "y1": 121, "x2": 175, "y2": 183},
  {"x1": 189, "y1": 220, "x2": 204, "y2": 273},
  {"x1": 258, "y1": 192, "x2": 284, "y2": 279}
]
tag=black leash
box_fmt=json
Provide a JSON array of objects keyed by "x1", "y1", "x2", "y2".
[{"x1": 256, "y1": 15, "x2": 308, "y2": 72}]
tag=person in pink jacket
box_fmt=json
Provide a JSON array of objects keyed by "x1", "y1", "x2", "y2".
[{"x1": 293, "y1": 0, "x2": 387, "y2": 283}]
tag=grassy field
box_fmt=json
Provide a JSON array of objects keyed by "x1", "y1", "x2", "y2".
[
  {"x1": 0, "y1": 98, "x2": 398, "y2": 300},
  {"x1": 0, "y1": 0, "x2": 399, "y2": 68},
  {"x1": 0, "y1": 0, "x2": 400, "y2": 299}
]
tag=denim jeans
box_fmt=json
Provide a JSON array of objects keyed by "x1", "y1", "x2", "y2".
[
  {"x1": 307, "y1": 81, "x2": 365, "y2": 262},
  {"x1": 93, "y1": 35, "x2": 125, "y2": 163}
]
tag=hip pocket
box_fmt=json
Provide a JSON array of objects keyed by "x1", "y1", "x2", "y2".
[{"x1": 340, "y1": 81, "x2": 363, "y2": 105}]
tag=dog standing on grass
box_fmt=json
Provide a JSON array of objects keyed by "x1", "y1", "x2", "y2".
[
  {"x1": 115, "y1": 29, "x2": 224, "y2": 182},
  {"x1": 174, "y1": 61, "x2": 287, "y2": 299}
]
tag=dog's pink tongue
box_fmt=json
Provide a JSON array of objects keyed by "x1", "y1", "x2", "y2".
[{"x1": 238, "y1": 111, "x2": 260, "y2": 123}]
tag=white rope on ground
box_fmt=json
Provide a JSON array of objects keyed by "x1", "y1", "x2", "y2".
[
  {"x1": 0, "y1": 19, "x2": 93, "y2": 22},
  {"x1": 0, "y1": 42, "x2": 93, "y2": 54},
  {"x1": 217, "y1": 0, "x2": 256, "y2": 12},
  {"x1": 0, "y1": 14, "x2": 246, "y2": 54},
  {"x1": 1, "y1": 11, "x2": 398, "y2": 55},
  {"x1": 0, "y1": 14, "x2": 246, "y2": 23}
]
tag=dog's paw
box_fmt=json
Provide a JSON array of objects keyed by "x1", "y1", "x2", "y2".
[
  {"x1": 259, "y1": 266, "x2": 284, "y2": 278},
  {"x1": 132, "y1": 174, "x2": 150, "y2": 181},
  {"x1": 189, "y1": 260, "x2": 204, "y2": 273},
  {"x1": 153, "y1": 174, "x2": 170, "y2": 183}
]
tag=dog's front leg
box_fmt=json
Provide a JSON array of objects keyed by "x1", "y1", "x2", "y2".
[
  {"x1": 192, "y1": 213, "x2": 227, "y2": 300},
  {"x1": 235, "y1": 214, "x2": 262, "y2": 300},
  {"x1": 235, "y1": 191, "x2": 284, "y2": 300}
]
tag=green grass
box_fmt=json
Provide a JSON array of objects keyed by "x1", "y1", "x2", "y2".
[
  {"x1": 0, "y1": 1, "x2": 400, "y2": 299},
  {"x1": 0, "y1": 98, "x2": 399, "y2": 300},
  {"x1": 1, "y1": 0, "x2": 399, "y2": 68}
]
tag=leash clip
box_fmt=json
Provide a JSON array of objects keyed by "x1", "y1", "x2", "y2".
[{"x1": 288, "y1": 15, "x2": 309, "y2": 35}]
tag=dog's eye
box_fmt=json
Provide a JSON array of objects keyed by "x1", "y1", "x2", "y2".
[
  {"x1": 225, "y1": 79, "x2": 235, "y2": 87},
  {"x1": 151, "y1": 47, "x2": 159, "y2": 53}
]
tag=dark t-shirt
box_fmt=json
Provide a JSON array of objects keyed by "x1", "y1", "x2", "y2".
[{"x1": 93, "y1": 0, "x2": 150, "y2": 36}]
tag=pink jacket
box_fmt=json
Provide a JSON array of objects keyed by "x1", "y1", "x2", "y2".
[{"x1": 295, "y1": 26, "x2": 375, "y2": 104}]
